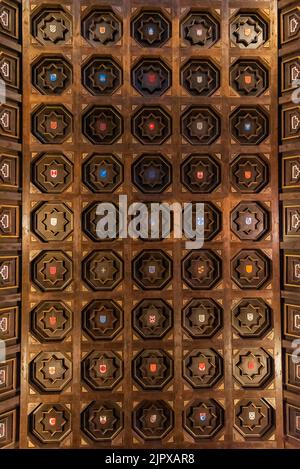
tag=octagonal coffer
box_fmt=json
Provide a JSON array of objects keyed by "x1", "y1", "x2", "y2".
[
  {"x1": 81, "y1": 8, "x2": 122, "y2": 46},
  {"x1": 32, "y1": 201, "x2": 73, "y2": 242},
  {"x1": 82, "y1": 250, "x2": 123, "y2": 291},
  {"x1": 232, "y1": 298, "x2": 272, "y2": 338},
  {"x1": 183, "y1": 348, "x2": 223, "y2": 389},
  {"x1": 82, "y1": 56, "x2": 122, "y2": 96},
  {"x1": 31, "y1": 250, "x2": 73, "y2": 292},
  {"x1": 132, "y1": 400, "x2": 174, "y2": 441},
  {"x1": 82, "y1": 105, "x2": 123, "y2": 145},
  {"x1": 189, "y1": 201, "x2": 222, "y2": 241},
  {"x1": 31, "y1": 152, "x2": 73, "y2": 194},
  {"x1": 183, "y1": 399, "x2": 224, "y2": 439},
  {"x1": 230, "y1": 201, "x2": 270, "y2": 241},
  {"x1": 82, "y1": 153, "x2": 123, "y2": 194},
  {"x1": 181, "y1": 10, "x2": 220, "y2": 47},
  {"x1": 82, "y1": 299, "x2": 123, "y2": 341},
  {"x1": 182, "y1": 250, "x2": 222, "y2": 290},
  {"x1": 181, "y1": 154, "x2": 221, "y2": 193},
  {"x1": 231, "y1": 249, "x2": 271, "y2": 290},
  {"x1": 31, "y1": 6, "x2": 72, "y2": 45},
  {"x1": 230, "y1": 59, "x2": 269, "y2": 97},
  {"x1": 132, "y1": 57, "x2": 171, "y2": 96},
  {"x1": 132, "y1": 153, "x2": 172, "y2": 194},
  {"x1": 133, "y1": 349, "x2": 173, "y2": 391},
  {"x1": 234, "y1": 398, "x2": 274, "y2": 439},
  {"x1": 30, "y1": 403, "x2": 71, "y2": 444},
  {"x1": 131, "y1": 10, "x2": 171, "y2": 48},
  {"x1": 31, "y1": 104, "x2": 73, "y2": 144},
  {"x1": 30, "y1": 351, "x2": 72, "y2": 393},
  {"x1": 81, "y1": 350, "x2": 123, "y2": 391},
  {"x1": 233, "y1": 348, "x2": 273, "y2": 388},
  {"x1": 230, "y1": 106, "x2": 269, "y2": 145},
  {"x1": 230, "y1": 11, "x2": 269, "y2": 49},
  {"x1": 181, "y1": 106, "x2": 221, "y2": 145},
  {"x1": 132, "y1": 106, "x2": 172, "y2": 145},
  {"x1": 181, "y1": 58, "x2": 220, "y2": 96},
  {"x1": 32, "y1": 55, "x2": 72, "y2": 95},
  {"x1": 133, "y1": 299, "x2": 173, "y2": 339},
  {"x1": 81, "y1": 401, "x2": 123, "y2": 442},
  {"x1": 82, "y1": 201, "x2": 119, "y2": 242},
  {"x1": 230, "y1": 154, "x2": 269, "y2": 193},
  {"x1": 182, "y1": 298, "x2": 223, "y2": 339},
  {"x1": 31, "y1": 301, "x2": 72, "y2": 342},
  {"x1": 132, "y1": 250, "x2": 172, "y2": 290}
]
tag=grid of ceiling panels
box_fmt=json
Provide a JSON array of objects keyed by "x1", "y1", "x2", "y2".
[
  {"x1": 0, "y1": 0, "x2": 22, "y2": 449},
  {"x1": 279, "y1": 0, "x2": 300, "y2": 447},
  {"x1": 19, "y1": 0, "x2": 284, "y2": 449}
]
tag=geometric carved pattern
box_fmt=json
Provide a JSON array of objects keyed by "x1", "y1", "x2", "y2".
[
  {"x1": 182, "y1": 250, "x2": 222, "y2": 290},
  {"x1": 132, "y1": 400, "x2": 174, "y2": 441},
  {"x1": 181, "y1": 154, "x2": 221, "y2": 193},
  {"x1": 230, "y1": 11, "x2": 269, "y2": 49},
  {"x1": 285, "y1": 402, "x2": 300, "y2": 441},
  {"x1": 31, "y1": 251, "x2": 73, "y2": 292},
  {"x1": 190, "y1": 201, "x2": 221, "y2": 241},
  {"x1": 82, "y1": 105, "x2": 123, "y2": 145},
  {"x1": 232, "y1": 348, "x2": 273, "y2": 388},
  {"x1": 283, "y1": 301, "x2": 300, "y2": 340},
  {"x1": 132, "y1": 58, "x2": 171, "y2": 97},
  {"x1": 285, "y1": 350, "x2": 300, "y2": 393},
  {"x1": 183, "y1": 399, "x2": 224, "y2": 439},
  {"x1": 131, "y1": 10, "x2": 171, "y2": 48},
  {"x1": 81, "y1": 350, "x2": 123, "y2": 391},
  {"x1": 230, "y1": 106, "x2": 269, "y2": 145},
  {"x1": 280, "y1": 6, "x2": 300, "y2": 45},
  {"x1": 0, "y1": 306, "x2": 19, "y2": 347},
  {"x1": 0, "y1": 0, "x2": 19, "y2": 41},
  {"x1": 282, "y1": 155, "x2": 300, "y2": 192},
  {"x1": 284, "y1": 252, "x2": 300, "y2": 290},
  {"x1": 82, "y1": 202, "x2": 119, "y2": 242},
  {"x1": 31, "y1": 104, "x2": 73, "y2": 144},
  {"x1": 231, "y1": 249, "x2": 271, "y2": 290},
  {"x1": 0, "y1": 48, "x2": 19, "y2": 91},
  {"x1": 230, "y1": 154, "x2": 269, "y2": 193},
  {"x1": 32, "y1": 55, "x2": 73, "y2": 95},
  {"x1": 31, "y1": 6, "x2": 72, "y2": 45},
  {"x1": 82, "y1": 56, "x2": 122, "y2": 96},
  {"x1": 181, "y1": 11, "x2": 220, "y2": 47},
  {"x1": 31, "y1": 153, "x2": 73, "y2": 194},
  {"x1": 181, "y1": 106, "x2": 221, "y2": 145},
  {"x1": 81, "y1": 401, "x2": 123, "y2": 442},
  {"x1": 0, "y1": 153, "x2": 19, "y2": 190},
  {"x1": 132, "y1": 299, "x2": 173, "y2": 339},
  {"x1": 81, "y1": 8, "x2": 122, "y2": 46},
  {"x1": 132, "y1": 250, "x2": 172, "y2": 290},
  {"x1": 0, "y1": 356, "x2": 17, "y2": 401},
  {"x1": 82, "y1": 300, "x2": 123, "y2": 341},
  {"x1": 0, "y1": 204, "x2": 19, "y2": 238},
  {"x1": 281, "y1": 105, "x2": 300, "y2": 142},
  {"x1": 0, "y1": 102, "x2": 19, "y2": 140},
  {"x1": 182, "y1": 298, "x2": 223, "y2": 339},
  {"x1": 31, "y1": 301, "x2": 72, "y2": 343},
  {"x1": 281, "y1": 55, "x2": 300, "y2": 94},
  {"x1": 183, "y1": 349, "x2": 223, "y2": 389},
  {"x1": 234, "y1": 399, "x2": 274, "y2": 439},
  {"x1": 82, "y1": 153, "x2": 123, "y2": 194},
  {"x1": 132, "y1": 106, "x2": 172, "y2": 145},
  {"x1": 132, "y1": 349, "x2": 173, "y2": 390},
  {"x1": 30, "y1": 403, "x2": 71, "y2": 444},
  {"x1": 132, "y1": 154, "x2": 172, "y2": 194},
  {"x1": 30, "y1": 351, "x2": 72, "y2": 392},
  {"x1": 82, "y1": 250, "x2": 123, "y2": 291},
  {"x1": 181, "y1": 58, "x2": 220, "y2": 96},
  {"x1": 230, "y1": 59, "x2": 269, "y2": 97},
  {"x1": 0, "y1": 256, "x2": 18, "y2": 290},
  {"x1": 0, "y1": 409, "x2": 16, "y2": 449},
  {"x1": 232, "y1": 298, "x2": 271, "y2": 338},
  {"x1": 230, "y1": 201, "x2": 269, "y2": 241},
  {"x1": 32, "y1": 202, "x2": 73, "y2": 242},
  {"x1": 283, "y1": 202, "x2": 300, "y2": 239}
]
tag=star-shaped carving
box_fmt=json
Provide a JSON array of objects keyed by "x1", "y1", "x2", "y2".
[
  {"x1": 41, "y1": 112, "x2": 68, "y2": 137},
  {"x1": 233, "y1": 18, "x2": 261, "y2": 46},
  {"x1": 40, "y1": 64, "x2": 67, "y2": 91},
  {"x1": 140, "y1": 161, "x2": 165, "y2": 187},
  {"x1": 186, "y1": 65, "x2": 214, "y2": 93},
  {"x1": 40, "y1": 16, "x2": 68, "y2": 43},
  {"x1": 90, "y1": 305, "x2": 117, "y2": 334},
  {"x1": 42, "y1": 161, "x2": 68, "y2": 187},
  {"x1": 140, "y1": 405, "x2": 167, "y2": 433},
  {"x1": 91, "y1": 160, "x2": 117, "y2": 188},
  {"x1": 41, "y1": 306, "x2": 67, "y2": 332},
  {"x1": 238, "y1": 402, "x2": 264, "y2": 431},
  {"x1": 139, "y1": 356, "x2": 167, "y2": 382},
  {"x1": 232, "y1": 207, "x2": 260, "y2": 235},
  {"x1": 137, "y1": 65, "x2": 166, "y2": 93},
  {"x1": 235, "y1": 113, "x2": 262, "y2": 140},
  {"x1": 90, "y1": 113, "x2": 116, "y2": 139},
  {"x1": 234, "y1": 66, "x2": 262, "y2": 94},
  {"x1": 41, "y1": 356, "x2": 68, "y2": 383},
  {"x1": 41, "y1": 258, "x2": 67, "y2": 284},
  {"x1": 186, "y1": 19, "x2": 212, "y2": 46},
  {"x1": 187, "y1": 113, "x2": 213, "y2": 140},
  {"x1": 139, "y1": 256, "x2": 166, "y2": 283},
  {"x1": 42, "y1": 408, "x2": 66, "y2": 435},
  {"x1": 138, "y1": 113, "x2": 165, "y2": 140},
  {"x1": 188, "y1": 354, "x2": 213, "y2": 381},
  {"x1": 237, "y1": 352, "x2": 264, "y2": 379},
  {"x1": 190, "y1": 403, "x2": 215, "y2": 431},
  {"x1": 90, "y1": 257, "x2": 117, "y2": 285},
  {"x1": 237, "y1": 304, "x2": 262, "y2": 331},
  {"x1": 89, "y1": 16, "x2": 117, "y2": 44},
  {"x1": 236, "y1": 255, "x2": 262, "y2": 282},
  {"x1": 41, "y1": 207, "x2": 69, "y2": 235},
  {"x1": 89, "y1": 64, "x2": 117, "y2": 91},
  {"x1": 137, "y1": 17, "x2": 164, "y2": 45},
  {"x1": 91, "y1": 406, "x2": 116, "y2": 434}
]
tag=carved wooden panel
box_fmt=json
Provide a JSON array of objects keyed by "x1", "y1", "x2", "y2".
[{"x1": 19, "y1": 0, "x2": 283, "y2": 450}]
